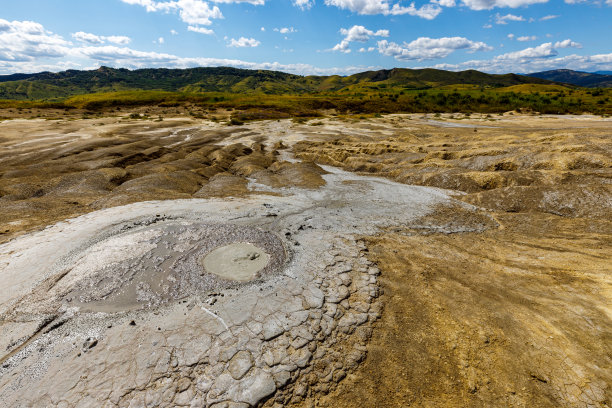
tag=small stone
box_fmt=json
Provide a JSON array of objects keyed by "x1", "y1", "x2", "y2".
[
  {"x1": 82, "y1": 338, "x2": 98, "y2": 351},
  {"x1": 228, "y1": 351, "x2": 254, "y2": 380},
  {"x1": 368, "y1": 267, "x2": 380, "y2": 276}
]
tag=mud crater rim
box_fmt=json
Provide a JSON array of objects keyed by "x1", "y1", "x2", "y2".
[{"x1": 62, "y1": 221, "x2": 289, "y2": 313}]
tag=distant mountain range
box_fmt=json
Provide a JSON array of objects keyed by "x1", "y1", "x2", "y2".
[
  {"x1": 526, "y1": 69, "x2": 612, "y2": 88},
  {"x1": 0, "y1": 66, "x2": 556, "y2": 100}
]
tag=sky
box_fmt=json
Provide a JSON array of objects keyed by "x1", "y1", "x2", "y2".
[{"x1": 0, "y1": 0, "x2": 611, "y2": 76}]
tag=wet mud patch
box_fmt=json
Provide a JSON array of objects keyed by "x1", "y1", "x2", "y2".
[{"x1": 62, "y1": 223, "x2": 287, "y2": 313}]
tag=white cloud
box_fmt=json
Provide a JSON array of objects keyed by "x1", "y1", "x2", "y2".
[
  {"x1": 341, "y1": 25, "x2": 389, "y2": 42},
  {"x1": 460, "y1": 0, "x2": 547, "y2": 10},
  {"x1": 358, "y1": 47, "x2": 376, "y2": 52},
  {"x1": 432, "y1": 49, "x2": 612, "y2": 74},
  {"x1": 293, "y1": 0, "x2": 315, "y2": 9},
  {"x1": 554, "y1": 39, "x2": 582, "y2": 48},
  {"x1": 540, "y1": 14, "x2": 559, "y2": 20},
  {"x1": 0, "y1": 19, "x2": 71, "y2": 62},
  {"x1": 378, "y1": 36, "x2": 492, "y2": 61},
  {"x1": 331, "y1": 25, "x2": 389, "y2": 54},
  {"x1": 495, "y1": 13, "x2": 525, "y2": 24},
  {"x1": 188, "y1": 25, "x2": 214, "y2": 34},
  {"x1": 274, "y1": 27, "x2": 297, "y2": 34},
  {"x1": 73, "y1": 32, "x2": 132, "y2": 45},
  {"x1": 212, "y1": 0, "x2": 264, "y2": 4},
  {"x1": 228, "y1": 37, "x2": 260, "y2": 47},
  {"x1": 176, "y1": 0, "x2": 223, "y2": 25},
  {"x1": 171, "y1": 29, "x2": 179, "y2": 35},
  {"x1": 260, "y1": 27, "x2": 265, "y2": 31},
  {"x1": 432, "y1": 0, "x2": 456, "y2": 6},
  {"x1": 158, "y1": 37, "x2": 165, "y2": 44},
  {"x1": 324, "y1": 0, "x2": 443, "y2": 19},
  {"x1": 120, "y1": 0, "x2": 223, "y2": 28},
  {"x1": 507, "y1": 33, "x2": 515, "y2": 39},
  {"x1": 332, "y1": 40, "x2": 351, "y2": 53},
  {"x1": 107, "y1": 36, "x2": 131, "y2": 45},
  {"x1": 516, "y1": 35, "x2": 536, "y2": 41},
  {"x1": 72, "y1": 32, "x2": 104, "y2": 44},
  {"x1": 483, "y1": 23, "x2": 493, "y2": 28},
  {"x1": 494, "y1": 42, "x2": 557, "y2": 60}
]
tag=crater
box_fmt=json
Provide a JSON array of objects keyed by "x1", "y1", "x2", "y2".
[
  {"x1": 63, "y1": 222, "x2": 286, "y2": 313},
  {"x1": 200, "y1": 242, "x2": 271, "y2": 281}
]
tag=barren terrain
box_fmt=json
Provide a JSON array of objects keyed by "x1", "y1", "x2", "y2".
[{"x1": 0, "y1": 113, "x2": 610, "y2": 407}]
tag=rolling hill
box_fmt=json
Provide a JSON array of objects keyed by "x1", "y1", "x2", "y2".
[
  {"x1": 527, "y1": 69, "x2": 612, "y2": 88},
  {"x1": 0, "y1": 66, "x2": 558, "y2": 100}
]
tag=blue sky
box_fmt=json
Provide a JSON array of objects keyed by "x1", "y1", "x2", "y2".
[{"x1": 0, "y1": 0, "x2": 610, "y2": 75}]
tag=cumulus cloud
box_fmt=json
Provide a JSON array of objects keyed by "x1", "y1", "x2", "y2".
[
  {"x1": 341, "y1": 25, "x2": 389, "y2": 41},
  {"x1": 494, "y1": 42, "x2": 557, "y2": 59},
  {"x1": 432, "y1": 0, "x2": 456, "y2": 6},
  {"x1": 495, "y1": 13, "x2": 525, "y2": 24},
  {"x1": 460, "y1": 0, "x2": 547, "y2": 10},
  {"x1": 516, "y1": 35, "x2": 536, "y2": 41},
  {"x1": 0, "y1": 19, "x2": 71, "y2": 62},
  {"x1": 72, "y1": 31, "x2": 104, "y2": 44},
  {"x1": 188, "y1": 25, "x2": 214, "y2": 34},
  {"x1": 324, "y1": 0, "x2": 443, "y2": 19},
  {"x1": 487, "y1": 40, "x2": 580, "y2": 63},
  {"x1": 120, "y1": 0, "x2": 223, "y2": 30},
  {"x1": 554, "y1": 39, "x2": 582, "y2": 48},
  {"x1": 331, "y1": 25, "x2": 389, "y2": 53},
  {"x1": 72, "y1": 32, "x2": 131, "y2": 45},
  {"x1": 228, "y1": 37, "x2": 260, "y2": 47},
  {"x1": 212, "y1": 0, "x2": 264, "y2": 4},
  {"x1": 171, "y1": 29, "x2": 179, "y2": 35},
  {"x1": 433, "y1": 50, "x2": 612, "y2": 74},
  {"x1": 430, "y1": 40, "x2": 584, "y2": 72},
  {"x1": 293, "y1": 0, "x2": 315, "y2": 9},
  {"x1": 332, "y1": 41, "x2": 351, "y2": 53},
  {"x1": 274, "y1": 27, "x2": 297, "y2": 34},
  {"x1": 378, "y1": 36, "x2": 492, "y2": 61}
]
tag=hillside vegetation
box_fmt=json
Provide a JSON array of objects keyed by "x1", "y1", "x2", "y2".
[
  {"x1": 0, "y1": 66, "x2": 557, "y2": 100},
  {"x1": 0, "y1": 66, "x2": 610, "y2": 115}
]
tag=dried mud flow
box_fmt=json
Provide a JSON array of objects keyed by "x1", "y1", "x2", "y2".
[{"x1": 0, "y1": 113, "x2": 610, "y2": 408}]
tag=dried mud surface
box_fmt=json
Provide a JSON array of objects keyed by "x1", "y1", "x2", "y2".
[{"x1": 0, "y1": 113, "x2": 610, "y2": 407}]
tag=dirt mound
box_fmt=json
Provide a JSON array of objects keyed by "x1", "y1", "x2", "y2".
[{"x1": 464, "y1": 184, "x2": 612, "y2": 219}]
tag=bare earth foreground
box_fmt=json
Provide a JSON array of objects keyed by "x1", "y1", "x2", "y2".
[{"x1": 0, "y1": 113, "x2": 610, "y2": 407}]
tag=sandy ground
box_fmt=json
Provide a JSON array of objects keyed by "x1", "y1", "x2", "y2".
[{"x1": 0, "y1": 113, "x2": 610, "y2": 407}]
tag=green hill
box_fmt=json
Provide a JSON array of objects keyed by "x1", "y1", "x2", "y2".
[{"x1": 0, "y1": 66, "x2": 559, "y2": 101}]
